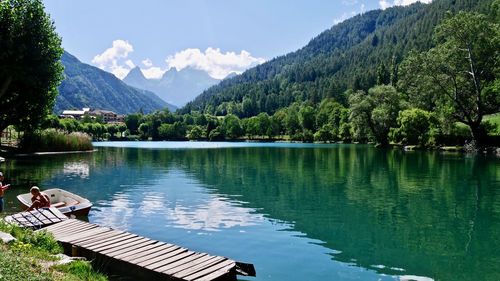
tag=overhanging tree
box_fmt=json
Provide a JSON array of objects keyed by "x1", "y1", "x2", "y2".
[
  {"x1": 0, "y1": 0, "x2": 63, "y2": 132},
  {"x1": 399, "y1": 11, "x2": 499, "y2": 145}
]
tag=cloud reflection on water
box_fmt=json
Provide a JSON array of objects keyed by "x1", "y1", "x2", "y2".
[{"x1": 90, "y1": 170, "x2": 264, "y2": 233}]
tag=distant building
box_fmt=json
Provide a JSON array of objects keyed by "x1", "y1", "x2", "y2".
[
  {"x1": 90, "y1": 109, "x2": 125, "y2": 123},
  {"x1": 60, "y1": 108, "x2": 124, "y2": 123},
  {"x1": 60, "y1": 108, "x2": 91, "y2": 119}
]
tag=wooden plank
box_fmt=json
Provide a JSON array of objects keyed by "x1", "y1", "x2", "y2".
[
  {"x1": 51, "y1": 224, "x2": 100, "y2": 238},
  {"x1": 124, "y1": 245, "x2": 182, "y2": 265},
  {"x1": 104, "y1": 240, "x2": 161, "y2": 258},
  {"x1": 160, "y1": 253, "x2": 209, "y2": 274},
  {"x1": 51, "y1": 228, "x2": 99, "y2": 241},
  {"x1": 183, "y1": 259, "x2": 235, "y2": 281},
  {"x1": 84, "y1": 234, "x2": 139, "y2": 251},
  {"x1": 164, "y1": 255, "x2": 217, "y2": 276},
  {"x1": 195, "y1": 262, "x2": 236, "y2": 281},
  {"x1": 78, "y1": 232, "x2": 133, "y2": 249},
  {"x1": 113, "y1": 241, "x2": 169, "y2": 260},
  {"x1": 146, "y1": 251, "x2": 197, "y2": 271},
  {"x1": 89, "y1": 235, "x2": 146, "y2": 252},
  {"x1": 46, "y1": 219, "x2": 80, "y2": 229},
  {"x1": 101, "y1": 239, "x2": 156, "y2": 256},
  {"x1": 135, "y1": 247, "x2": 187, "y2": 267},
  {"x1": 10, "y1": 215, "x2": 36, "y2": 228},
  {"x1": 173, "y1": 257, "x2": 227, "y2": 280},
  {"x1": 88, "y1": 235, "x2": 145, "y2": 252},
  {"x1": 80, "y1": 232, "x2": 135, "y2": 248},
  {"x1": 59, "y1": 228, "x2": 112, "y2": 243},
  {"x1": 19, "y1": 213, "x2": 39, "y2": 227},
  {"x1": 46, "y1": 223, "x2": 91, "y2": 236},
  {"x1": 44, "y1": 219, "x2": 82, "y2": 231},
  {"x1": 70, "y1": 229, "x2": 118, "y2": 244},
  {"x1": 31, "y1": 209, "x2": 57, "y2": 224},
  {"x1": 49, "y1": 221, "x2": 97, "y2": 234}
]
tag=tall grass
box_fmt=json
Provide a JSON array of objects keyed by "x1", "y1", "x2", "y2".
[{"x1": 19, "y1": 129, "x2": 93, "y2": 152}]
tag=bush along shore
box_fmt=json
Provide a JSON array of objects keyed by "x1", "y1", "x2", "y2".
[
  {"x1": 17, "y1": 129, "x2": 93, "y2": 153},
  {"x1": 0, "y1": 219, "x2": 107, "y2": 281}
]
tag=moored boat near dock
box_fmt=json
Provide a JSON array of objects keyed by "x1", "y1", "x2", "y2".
[{"x1": 17, "y1": 188, "x2": 92, "y2": 217}]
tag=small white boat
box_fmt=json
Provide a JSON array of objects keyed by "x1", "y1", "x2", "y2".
[
  {"x1": 17, "y1": 188, "x2": 92, "y2": 216},
  {"x1": 0, "y1": 157, "x2": 5, "y2": 162}
]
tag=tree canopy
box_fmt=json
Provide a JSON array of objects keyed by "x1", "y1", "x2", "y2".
[
  {"x1": 0, "y1": 0, "x2": 63, "y2": 132},
  {"x1": 399, "y1": 11, "x2": 499, "y2": 144}
]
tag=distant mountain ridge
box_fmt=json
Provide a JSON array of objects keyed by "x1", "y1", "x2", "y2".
[
  {"x1": 123, "y1": 66, "x2": 222, "y2": 107},
  {"x1": 54, "y1": 52, "x2": 177, "y2": 114}
]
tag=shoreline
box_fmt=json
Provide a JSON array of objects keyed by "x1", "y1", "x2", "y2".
[{"x1": 14, "y1": 149, "x2": 97, "y2": 157}]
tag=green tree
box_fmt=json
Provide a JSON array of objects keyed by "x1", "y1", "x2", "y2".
[
  {"x1": 186, "y1": 125, "x2": 204, "y2": 140},
  {"x1": 399, "y1": 11, "x2": 499, "y2": 145},
  {"x1": 125, "y1": 114, "x2": 142, "y2": 134},
  {"x1": 349, "y1": 86, "x2": 404, "y2": 145},
  {"x1": 208, "y1": 127, "x2": 225, "y2": 141},
  {"x1": 223, "y1": 115, "x2": 243, "y2": 139},
  {"x1": 299, "y1": 105, "x2": 316, "y2": 131},
  {"x1": 138, "y1": 122, "x2": 150, "y2": 139},
  {"x1": 390, "y1": 108, "x2": 434, "y2": 146},
  {"x1": 107, "y1": 124, "x2": 118, "y2": 138},
  {"x1": 285, "y1": 107, "x2": 301, "y2": 136},
  {"x1": 255, "y1": 113, "x2": 270, "y2": 137},
  {"x1": 0, "y1": 0, "x2": 63, "y2": 131},
  {"x1": 158, "y1": 121, "x2": 186, "y2": 140},
  {"x1": 117, "y1": 124, "x2": 127, "y2": 137}
]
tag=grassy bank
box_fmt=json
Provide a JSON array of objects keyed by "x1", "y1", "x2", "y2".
[
  {"x1": 18, "y1": 129, "x2": 93, "y2": 153},
  {"x1": 0, "y1": 219, "x2": 106, "y2": 281}
]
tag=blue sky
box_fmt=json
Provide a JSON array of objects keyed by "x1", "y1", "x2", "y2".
[{"x1": 43, "y1": 0, "x2": 430, "y2": 79}]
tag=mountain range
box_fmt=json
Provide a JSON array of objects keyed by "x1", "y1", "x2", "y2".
[
  {"x1": 180, "y1": 0, "x2": 492, "y2": 117},
  {"x1": 54, "y1": 52, "x2": 176, "y2": 115},
  {"x1": 123, "y1": 66, "x2": 225, "y2": 107}
]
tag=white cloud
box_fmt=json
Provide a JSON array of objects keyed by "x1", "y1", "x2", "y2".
[
  {"x1": 379, "y1": 0, "x2": 432, "y2": 9},
  {"x1": 92, "y1": 42, "x2": 265, "y2": 80},
  {"x1": 166, "y1": 47, "x2": 266, "y2": 79},
  {"x1": 379, "y1": 0, "x2": 391, "y2": 9},
  {"x1": 141, "y1": 66, "x2": 165, "y2": 79},
  {"x1": 334, "y1": 3, "x2": 365, "y2": 25},
  {"x1": 142, "y1": 58, "x2": 153, "y2": 67},
  {"x1": 125, "y1": 59, "x2": 135, "y2": 69},
  {"x1": 92, "y1": 40, "x2": 135, "y2": 79}
]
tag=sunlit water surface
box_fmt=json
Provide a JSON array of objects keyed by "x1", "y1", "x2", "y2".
[{"x1": 2, "y1": 142, "x2": 499, "y2": 281}]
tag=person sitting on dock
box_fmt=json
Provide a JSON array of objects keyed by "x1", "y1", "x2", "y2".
[
  {"x1": 0, "y1": 172, "x2": 10, "y2": 212},
  {"x1": 27, "y1": 186, "x2": 51, "y2": 211}
]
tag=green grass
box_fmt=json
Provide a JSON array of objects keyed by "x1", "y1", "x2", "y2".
[
  {"x1": 54, "y1": 261, "x2": 107, "y2": 281},
  {"x1": 484, "y1": 113, "x2": 500, "y2": 135},
  {"x1": 0, "y1": 245, "x2": 53, "y2": 281},
  {"x1": 19, "y1": 129, "x2": 93, "y2": 152},
  {"x1": 0, "y1": 220, "x2": 107, "y2": 281}
]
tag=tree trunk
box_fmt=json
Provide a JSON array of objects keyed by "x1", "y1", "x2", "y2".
[{"x1": 469, "y1": 122, "x2": 486, "y2": 147}]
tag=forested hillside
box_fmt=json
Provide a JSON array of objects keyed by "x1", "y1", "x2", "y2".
[{"x1": 181, "y1": 0, "x2": 492, "y2": 117}]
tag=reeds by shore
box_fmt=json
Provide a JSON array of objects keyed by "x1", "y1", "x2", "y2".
[{"x1": 19, "y1": 129, "x2": 93, "y2": 152}]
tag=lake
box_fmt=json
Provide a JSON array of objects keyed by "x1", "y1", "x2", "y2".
[{"x1": 2, "y1": 142, "x2": 500, "y2": 281}]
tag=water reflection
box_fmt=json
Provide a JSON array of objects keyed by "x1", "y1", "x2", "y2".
[{"x1": 2, "y1": 143, "x2": 499, "y2": 281}]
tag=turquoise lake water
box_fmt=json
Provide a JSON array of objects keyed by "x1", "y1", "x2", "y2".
[{"x1": 2, "y1": 142, "x2": 500, "y2": 281}]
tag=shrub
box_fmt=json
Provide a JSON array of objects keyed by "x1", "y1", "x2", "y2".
[
  {"x1": 55, "y1": 260, "x2": 107, "y2": 281},
  {"x1": 19, "y1": 129, "x2": 93, "y2": 152},
  {"x1": 390, "y1": 108, "x2": 433, "y2": 146},
  {"x1": 314, "y1": 125, "x2": 334, "y2": 142}
]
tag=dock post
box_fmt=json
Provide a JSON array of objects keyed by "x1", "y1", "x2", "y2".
[{"x1": 71, "y1": 245, "x2": 79, "y2": 257}]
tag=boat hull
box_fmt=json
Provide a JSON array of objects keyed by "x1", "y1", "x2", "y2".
[{"x1": 17, "y1": 188, "x2": 92, "y2": 217}]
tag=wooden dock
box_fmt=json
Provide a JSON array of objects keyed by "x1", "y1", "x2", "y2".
[
  {"x1": 4, "y1": 207, "x2": 67, "y2": 229},
  {"x1": 41, "y1": 219, "x2": 255, "y2": 281}
]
